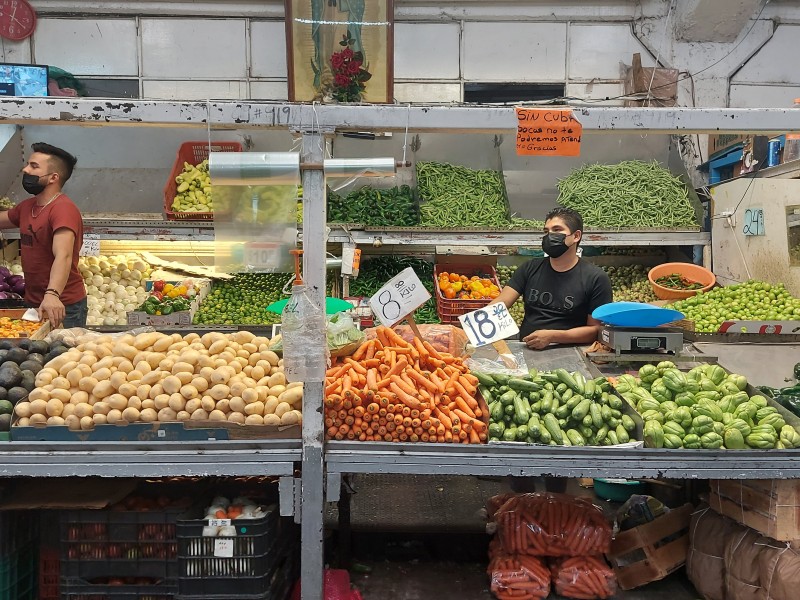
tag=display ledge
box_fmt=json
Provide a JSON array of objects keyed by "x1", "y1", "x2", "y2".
[
  {"x1": 0, "y1": 439, "x2": 301, "y2": 478},
  {"x1": 325, "y1": 441, "x2": 800, "y2": 479},
  {"x1": 327, "y1": 226, "x2": 711, "y2": 247}
]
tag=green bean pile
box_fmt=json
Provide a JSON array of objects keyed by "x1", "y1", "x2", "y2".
[
  {"x1": 509, "y1": 217, "x2": 546, "y2": 230},
  {"x1": 416, "y1": 161, "x2": 511, "y2": 227},
  {"x1": 556, "y1": 161, "x2": 699, "y2": 229}
]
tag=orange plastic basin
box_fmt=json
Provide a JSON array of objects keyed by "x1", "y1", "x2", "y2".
[{"x1": 648, "y1": 262, "x2": 716, "y2": 300}]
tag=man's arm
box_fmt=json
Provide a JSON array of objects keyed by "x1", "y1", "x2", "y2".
[
  {"x1": 0, "y1": 211, "x2": 15, "y2": 229},
  {"x1": 38, "y1": 228, "x2": 74, "y2": 327},
  {"x1": 492, "y1": 286, "x2": 520, "y2": 309},
  {"x1": 523, "y1": 315, "x2": 602, "y2": 350}
]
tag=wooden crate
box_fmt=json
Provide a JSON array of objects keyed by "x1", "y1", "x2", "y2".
[
  {"x1": 606, "y1": 503, "x2": 693, "y2": 590},
  {"x1": 709, "y1": 479, "x2": 800, "y2": 542}
]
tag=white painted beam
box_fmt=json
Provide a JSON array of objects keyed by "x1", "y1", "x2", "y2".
[{"x1": 676, "y1": 0, "x2": 765, "y2": 42}]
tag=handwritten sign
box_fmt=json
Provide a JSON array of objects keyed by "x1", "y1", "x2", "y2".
[
  {"x1": 459, "y1": 304, "x2": 520, "y2": 347},
  {"x1": 244, "y1": 241, "x2": 283, "y2": 271},
  {"x1": 207, "y1": 519, "x2": 231, "y2": 527},
  {"x1": 515, "y1": 108, "x2": 582, "y2": 157},
  {"x1": 79, "y1": 235, "x2": 100, "y2": 257},
  {"x1": 214, "y1": 538, "x2": 234, "y2": 558},
  {"x1": 743, "y1": 208, "x2": 764, "y2": 236},
  {"x1": 368, "y1": 267, "x2": 431, "y2": 327}
]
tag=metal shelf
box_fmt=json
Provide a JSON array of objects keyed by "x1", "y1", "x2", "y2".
[
  {"x1": 328, "y1": 225, "x2": 710, "y2": 247},
  {"x1": 0, "y1": 440, "x2": 301, "y2": 478},
  {"x1": 325, "y1": 441, "x2": 800, "y2": 479}
]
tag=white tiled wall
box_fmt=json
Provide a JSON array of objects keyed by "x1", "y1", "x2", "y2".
[
  {"x1": 395, "y1": 23, "x2": 461, "y2": 80},
  {"x1": 250, "y1": 81, "x2": 289, "y2": 100},
  {"x1": 34, "y1": 19, "x2": 138, "y2": 76},
  {"x1": 141, "y1": 19, "x2": 248, "y2": 79},
  {"x1": 462, "y1": 22, "x2": 568, "y2": 82},
  {"x1": 731, "y1": 25, "x2": 800, "y2": 85},
  {"x1": 395, "y1": 82, "x2": 461, "y2": 103},
  {"x1": 730, "y1": 84, "x2": 800, "y2": 108},
  {"x1": 142, "y1": 80, "x2": 249, "y2": 100},
  {"x1": 250, "y1": 21, "x2": 288, "y2": 78},
  {"x1": 567, "y1": 23, "x2": 654, "y2": 81}
]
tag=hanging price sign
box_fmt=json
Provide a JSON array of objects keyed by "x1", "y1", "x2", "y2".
[
  {"x1": 458, "y1": 304, "x2": 519, "y2": 347},
  {"x1": 368, "y1": 267, "x2": 431, "y2": 327},
  {"x1": 79, "y1": 235, "x2": 100, "y2": 257}
]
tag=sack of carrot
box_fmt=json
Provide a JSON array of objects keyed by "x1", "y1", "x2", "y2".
[
  {"x1": 323, "y1": 325, "x2": 486, "y2": 443},
  {"x1": 487, "y1": 553, "x2": 551, "y2": 600},
  {"x1": 363, "y1": 323, "x2": 469, "y2": 358},
  {"x1": 493, "y1": 493, "x2": 612, "y2": 557},
  {"x1": 550, "y1": 555, "x2": 617, "y2": 599}
]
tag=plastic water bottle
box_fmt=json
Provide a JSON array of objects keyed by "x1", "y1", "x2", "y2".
[{"x1": 281, "y1": 250, "x2": 326, "y2": 383}]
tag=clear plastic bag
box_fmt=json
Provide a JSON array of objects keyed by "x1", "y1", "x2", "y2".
[
  {"x1": 327, "y1": 313, "x2": 365, "y2": 357},
  {"x1": 45, "y1": 326, "x2": 156, "y2": 347},
  {"x1": 363, "y1": 324, "x2": 469, "y2": 357},
  {"x1": 493, "y1": 493, "x2": 612, "y2": 557},
  {"x1": 488, "y1": 552, "x2": 551, "y2": 600},
  {"x1": 550, "y1": 555, "x2": 617, "y2": 599}
]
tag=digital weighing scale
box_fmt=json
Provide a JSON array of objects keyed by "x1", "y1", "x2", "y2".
[{"x1": 600, "y1": 326, "x2": 684, "y2": 356}]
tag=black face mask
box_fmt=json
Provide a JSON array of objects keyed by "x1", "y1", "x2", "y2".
[
  {"x1": 542, "y1": 232, "x2": 571, "y2": 258},
  {"x1": 22, "y1": 173, "x2": 48, "y2": 195}
]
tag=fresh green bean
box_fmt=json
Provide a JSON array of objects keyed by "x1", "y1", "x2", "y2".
[
  {"x1": 328, "y1": 185, "x2": 419, "y2": 226},
  {"x1": 556, "y1": 160, "x2": 699, "y2": 229}
]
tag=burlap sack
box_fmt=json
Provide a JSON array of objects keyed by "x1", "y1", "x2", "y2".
[
  {"x1": 726, "y1": 528, "x2": 768, "y2": 600},
  {"x1": 756, "y1": 541, "x2": 800, "y2": 600},
  {"x1": 686, "y1": 505, "x2": 746, "y2": 600}
]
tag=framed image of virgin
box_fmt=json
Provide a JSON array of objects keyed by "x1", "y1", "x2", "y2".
[{"x1": 285, "y1": 0, "x2": 394, "y2": 103}]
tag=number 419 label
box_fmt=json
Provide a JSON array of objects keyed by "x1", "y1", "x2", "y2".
[{"x1": 459, "y1": 304, "x2": 519, "y2": 347}]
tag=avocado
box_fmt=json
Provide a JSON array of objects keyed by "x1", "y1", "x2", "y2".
[
  {"x1": 0, "y1": 414, "x2": 10, "y2": 432},
  {"x1": 0, "y1": 387, "x2": 7, "y2": 401},
  {"x1": 7, "y1": 387, "x2": 28, "y2": 403},
  {"x1": 18, "y1": 361, "x2": 41, "y2": 375},
  {"x1": 19, "y1": 371, "x2": 35, "y2": 392},
  {"x1": 0, "y1": 399, "x2": 11, "y2": 415},
  {"x1": 0, "y1": 364, "x2": 22, "y2": 388},
  {"x1": 25, "y1": 353, "x2": 44, "y2": 365},
  {"x1": 0, "y1": 340, "x2": 14, "y2": 351},
  {"x1": 17, "y1": 339, "x2": 30, "y2": 351},
  {"x1": 29, "y1": 341, "x2": 48, "y2": 356},
  {"x1": 44, "y1": 347, "x2": 67, "y2": 363},
  {"x1": 5, "y1": 348, "x2": 28, "y2": 365}
]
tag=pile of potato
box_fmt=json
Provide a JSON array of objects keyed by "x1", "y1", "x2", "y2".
[{"x1": 14, "y1": 331, "x2": 302, "y2": 430}]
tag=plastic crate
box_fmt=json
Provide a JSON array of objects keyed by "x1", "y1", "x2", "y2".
[
  {"x1": 61, "y1": 579, "x2": 175, "y2": 600},
  {"x1": 163, "y1": 141, "x2": 242, "y2": 221},
  {"x1": 0, "y1": 545, "x2": 36, "y2": 600},
  {"x1": 0, "y1": 510, "x2": 37, "y2": 557},
  {"x1": 38, "y1": 546, "x2": 60, "y2": 600},
  {"x1": 177, "y1": 506, "x2": 293, "y2": 598},
  {"x1": 60, "y1": 509, "x2": 181, "y2": 580},
  {"x1": 433, "y1": 263, "x2": 500, "y2": 324}
]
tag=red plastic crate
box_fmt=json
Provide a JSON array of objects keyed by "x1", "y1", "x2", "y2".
[
  {"x1": 163, "y1": 141, "x2": 242, "y2": 221},
  {"x1": 38, "y1": 546, "x2": 60, "y2": 600},
  {"x1": 433, "y1": 263, "x2": 500, "y2": 324}
]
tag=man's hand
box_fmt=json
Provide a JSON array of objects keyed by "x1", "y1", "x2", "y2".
[
  {"x1": 523, "y1": 329, "x2": 556, "y2": 350},
  {"x1": 39, "y1": 294, "x2": 65, "y2": 328}
]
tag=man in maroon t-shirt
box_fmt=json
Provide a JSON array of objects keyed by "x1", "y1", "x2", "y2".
[{"x1": 0, "y1": 143, "x2": 86, "y2": 328}]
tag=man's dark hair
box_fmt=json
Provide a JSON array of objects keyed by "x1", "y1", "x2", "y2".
[
  {"x1": 545, "y1": 207, "x2": 583, "y2": 234},
  {"x1": 31, "y1": 142, "x2": 77, "y2": 184}
]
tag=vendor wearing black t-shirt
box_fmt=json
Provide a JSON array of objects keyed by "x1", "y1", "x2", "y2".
[{"x1": 495, "y1": 207, "x2": 612, "y2": 350}]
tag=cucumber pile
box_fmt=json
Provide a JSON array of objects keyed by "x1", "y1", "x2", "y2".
[
  {"x1": 615, "y1": 362, "x2": 800, "y2": 449},
  {"x1": 477, "y1": 369, "x2": 638, "y2": 446}
]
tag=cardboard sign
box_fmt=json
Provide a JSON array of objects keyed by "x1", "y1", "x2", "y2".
[
  {"x1": 459, "y1": 304, "x2": 520, "y2": 347},
  {"x1": 368, "y1": 267, "x2": 431, "y2": 327},
  {"x1": 515, "y1": 108, "x2": 582, "y2": 156},
  {"x1": 79, "y1": 236, "x2": 100, "y2": 257}
]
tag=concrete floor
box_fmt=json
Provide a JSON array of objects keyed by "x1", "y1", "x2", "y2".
[{"x1": 331, "y1": 475, "x2": 701, "y2": 599}]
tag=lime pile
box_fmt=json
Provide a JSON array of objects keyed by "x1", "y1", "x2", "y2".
[
  {"x1": 671, "y1": 281, "x2": 800, "y2": 332},
  {"x1": 496, "y1": 265, "x2": 524, "y2": 326},
  {"x1": 605, "y1": 265, "x2": 657, "y2": 303},
  {"x1": 193, "y1": 273, "x2": 293, "y2": 325}
]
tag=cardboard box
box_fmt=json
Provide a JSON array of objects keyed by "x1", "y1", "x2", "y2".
[
  {"x1": 127, "y1": 280, "x2": 211, "y2": 327},
  {"x1": 623, "y1": 53, "x2": 679, "y2": 108},
  {"x1": 606, "y1": 503, "x2": 694, "y2": 590},
  {"x1": 709, "y1": 480, "x2": 800, "y2": 542}
]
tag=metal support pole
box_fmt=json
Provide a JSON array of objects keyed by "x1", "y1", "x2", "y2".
[{"x1": 300, "y1": 130, "x2": 328, "y2": 600}]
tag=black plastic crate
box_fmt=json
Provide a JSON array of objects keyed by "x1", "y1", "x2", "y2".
[
  {"x1": 60, "y1": 509, "x2": 181, "y2": 580},
  {"x1": 177, "y1": 506, "x2": 293, "y2": 598},
  {"x1": 0, "y1": 510, "x2": 37, "y2": 557},
  {"x1": 61, "y1": 578, "x2": 175, "y2": 600}
]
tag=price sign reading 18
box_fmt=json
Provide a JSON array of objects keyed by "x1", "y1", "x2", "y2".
[
  {"x1": 368, "y1": 267, "x2": 431, "y2": 327},
  {"x1": 459, "y1": 304, "x2": 520, "y2": 347}
]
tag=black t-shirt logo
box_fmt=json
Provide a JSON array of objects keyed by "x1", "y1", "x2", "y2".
[{"x1": 526, "y1": 288, "x2": 575, "y2": 313}]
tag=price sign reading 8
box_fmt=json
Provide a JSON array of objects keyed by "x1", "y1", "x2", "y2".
[
  {"x1": 368, "y1": 267, "x2": 431, "y2": 327},
  {"x1": 459, "y1": 304, "x2": 520, "y2": 347}
]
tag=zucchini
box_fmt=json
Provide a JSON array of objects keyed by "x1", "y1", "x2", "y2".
[
  {"x1": 516, "y1": 425, "x2": 529, "y2": 441},
  {"x1": 474, "y1": 372, "x2": 496, "y2": 387},
  {"x1": 527, "y1": 414, "x2": 541, "y2": 438},
  {"x1": 590, "y1": 403, "x2": 604, "y2": 429},
  {"x1": 567, "y1": 429, "x2": 586, "y2": 446},
  {"x1": 503, "y1": 427, "x2": 517, "y2": 442},
  {"x1": 571, "y1": 398, "x2": 592, "y2": 421},
  {"x1": 543, "y1": 413, "x2": 564, "y2": 445},
  {"x1": 583, "y1": 379, "x2": 596, "y2": 399},
  {"x1": 508, "y1": 378, "x2": 542, "y2": 393},
  {"x1": 478, "y1": 385, "x2": 495, "y2": 404},
  {"x1": 555, "y1": 369, "x2": 583, "y2": 394},
  {"x1": 499, "y1": 390, "x2": 517, "y2": 406},
  {"x1": 513, "y1": 396, "x2": 531, "y2": 425}
]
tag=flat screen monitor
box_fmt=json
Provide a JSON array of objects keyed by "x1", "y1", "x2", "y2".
[{"x1": 0, "y1": 63, "x2": 48, "y2": 97}]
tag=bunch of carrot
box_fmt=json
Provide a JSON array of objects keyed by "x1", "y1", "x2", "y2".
[
  {"x1": 324, "y1": 325, "x2": 486, "y2": 443},
  {"x1": 550, "y1": 555, "x2": 616, "y2": 599},
  {"x1": 493, "y1": 493, "x2": 612, "y2": 557}
]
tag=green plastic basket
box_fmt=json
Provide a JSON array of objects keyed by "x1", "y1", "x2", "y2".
[
  {"x1": 593, "y1": 478, "x2": 648, "y2": 503},
  {"x1": 0, "y1": 546, "x2": 37, "y2": 600}
]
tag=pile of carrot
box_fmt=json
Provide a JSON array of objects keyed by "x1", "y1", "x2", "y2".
[
  {"x1": 324, "y1": 325, "x2": 486, "y2": 443},
  {"x1": 493, "y1": 493, "x2": 612, "y2": 557},
  {"x1": 487, "y1": 554, "x2": 550, "y2": 600},
  {"x1": 550, "y1": 555, "x2": 616, "y2": 599}
]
